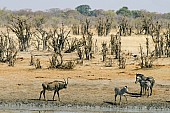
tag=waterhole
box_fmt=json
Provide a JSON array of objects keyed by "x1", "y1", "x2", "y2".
[{"x1": 0, "y1": 102, "x2": 169, "y2": 113}]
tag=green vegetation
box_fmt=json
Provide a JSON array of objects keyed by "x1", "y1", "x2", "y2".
[
  {"x1": 75, "y1": 5, "x2": 91, "y2": 16},
  {"x1": 0, "y1": 6, "x2": 169, "y2": 27},
  {"x1": 116, "y1": 6, "x2": 131, "y2": 17}
]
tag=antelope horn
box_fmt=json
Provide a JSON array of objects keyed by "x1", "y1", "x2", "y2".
[
  {"x1": 67, "y1": 77, "x2": 69, "y2": 85},
  {"x1": 66, "y1": 77, "x2": 71, "y2": 85},
  {"x1": 63, "y1": 78, "x2": 66, "y2": 84}
]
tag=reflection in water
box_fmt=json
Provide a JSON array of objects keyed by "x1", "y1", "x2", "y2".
[
  {"x1": 1, "y1": 108, "x2": 170, "y2": 113},
  {"x1": 0, "y1": 102, "x2": 169, "y2": 113}
]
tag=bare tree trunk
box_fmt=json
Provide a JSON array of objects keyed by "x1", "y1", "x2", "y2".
[
  {"x1": 35, "y1": 59, "x2": 42, "y2": 69},
  {"x1": 139, "y1": 44, "x2": 144, "y2": 68}
]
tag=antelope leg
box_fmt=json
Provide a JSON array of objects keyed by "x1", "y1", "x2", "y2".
[
  {"x1": 124, "y1": 95, "x2": 127, "y2": 102},
  {"x1": 43, "y1": 90, "x2": 46, "y2": 99},
  {"x1": 53, "y1": 90, "x2": 57, "y2": 100},
  {"x1": 115, "y1": 94, "x2": 117, "y2": 103},
  {"x1": 57, "y1": 91, "x2": 60, "y2": 101},
  {"x1": 39, "y1": 90, "x2": 43, "y2": 100}
]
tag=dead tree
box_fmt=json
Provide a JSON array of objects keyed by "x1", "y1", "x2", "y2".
[
  {"x1": 34, "y1": 29, "x2": 51, "y2": 51},
  {"x1": 50, "y1": 41, "x2": 64, "y2": 68},
  {"x1": 81, "y1": 19, "x2": 90, "y2": 35},
  {"x1": 165, "y1": 34, "x2": 170, "y2": 57},
  {"x1": 8, "y1": 16, "x2": 32, "y2": 51},
  {"x1": 110, "y1": 34, "x2": 116, "y2": 55},
  {"x1": 49, "y1": 24, "x2": 71, "y2": 68},
  {"x1": 119, "y1": 55, "x2": 126, "y2": 69},
  {"x1": 110, "y1": 34, "x2": 125, "y2": 68},
  {"x1": 101, "y1": 42, "x2": 108, "y2": 62},
  {"x1": 64, "y1": 37, "x2": 78, "y2": 53},
  {"x1": 0, "y1": 27, "x2": 17, "y2": 65},
  {"x1": 139, "y1": 38, "x2": 155, "y2": 68},
  {"x1": 116, "y1": 36, "x2": 126, "y2": 69},
  {"x1": 72, "y1": 24, "x2": 80, "y2": 35},
  {"x1": 135, "y1": 20, "x2": 143, "y2": 35},
  {"x1": 115, "y1": 34, "x2": 126, "y2": 69},
  {"x1": 151, "y1": 21, "x2": 162, "y2": 58},
  {"x1": 112, "y1": 34, "x2": 121, "y2": 59},
  {"x1": 83, "y1": 32, "x2": 93, "y2": 60},
  {"x1": 35, "y1": 58, "x2": 42, "y2": 69},
  {"x1": 105, "y1": 18, "x2": 112, "y2": 36},
  {"x1": 49, "y1": 53, "x2": 57, "y2": 68},
  {"x1": 51, "y1": 24, "x2": 70, "y2": 54},
  {"x1": 8, "y1": 51, "x2": 17, "y2": 67},
  {"x1": 141, "y1": 18, "x2": 150, "y2": 35},
  {"x1": 136, "y1": 16, "x2": 158, "y2": 36},
  {"x1": 145, "y1": 37, "x2": 153, "y2": 68},
  {"x1": 76, "y1": 46, "x2": 83, "y2": 60},
  {"x1": 30, "y1": 54, "x2": 35, "y2": 66},
  {"x1": 118, "y1": 17, "x2": 132, "y2": 36},
  {"x1": 164, "y1": 24, "x2": 170, "y2": 57},
  {"x1": 32, "y1": 35, "x2": 41, "y2": 51},
  {"x1": 96, "y1": 17, "x2": 112, "y2": 36},
  {"x1": 139, "y1": 44, "x2": 144, "y2": 68},
  {"x1": 140, "y1": 17, "x2": 153, "y2": 35},
  {"x1": 0, "y1": 33, "x2": 8, "y2": 62},
  {"x1": 8, "y1": 51, "x2": 14, "y2": 66},
  {"x1": 33, "y1": 16, "x2": 51, "y2": 51},
  {"x1": 96, "y1": 18, "x2": 105, "y2": 36},
  {"x1": 75, "y1": 38, "x2": 86, "y2": 63}
]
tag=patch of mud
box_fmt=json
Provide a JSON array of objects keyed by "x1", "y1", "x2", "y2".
[
  {"x1": 88, "y1": 78, "x2": 111, "y2": 80},
  {"x1": 35, "y1": 76, "x2": 46, "y2": 79},
  {"x1": 156, "y1": 84, "x2": 170, "y2": 88}
]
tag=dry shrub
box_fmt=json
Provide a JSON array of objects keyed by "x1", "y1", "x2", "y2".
[
  {"x1": 62, "y1": 61, "x2": 75, "y2": 69},
  {"x1": 105, "y1": 58, "x2": 112, "y2": 67},
  {"x1": 30, "y1": 55, "x2": 35, "y2": 66},
  {"x1": 35, "y1": 59, "x2": 42, "y2": 69}
]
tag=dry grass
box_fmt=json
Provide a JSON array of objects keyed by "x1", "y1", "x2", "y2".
[{"x1": 0, "y1": 34, "x2": 169, "y2": 107}]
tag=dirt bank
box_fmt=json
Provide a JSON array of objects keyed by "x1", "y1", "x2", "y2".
[{"x1": 0, "y1": 53, "x2": 170, "y2": 110}]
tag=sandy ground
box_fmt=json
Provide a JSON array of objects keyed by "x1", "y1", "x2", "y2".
[{"x1": 0, "y1": 34, "x2": 170, "y2": 110}]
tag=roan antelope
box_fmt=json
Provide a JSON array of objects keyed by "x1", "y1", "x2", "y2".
[{"x1": 39, "y1": 78, "x2": 69, "y2": 101}]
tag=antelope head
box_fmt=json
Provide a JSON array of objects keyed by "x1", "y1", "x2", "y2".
[
  {"x1": 63, "y1": 77, "x2": 70, "y2": 88},
  {"x1": 135, "y1": 73, "x2": 141, "y2": 84},
  {"x1": 135, "y1": 76, "x2": 142, "y2": 84}
]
